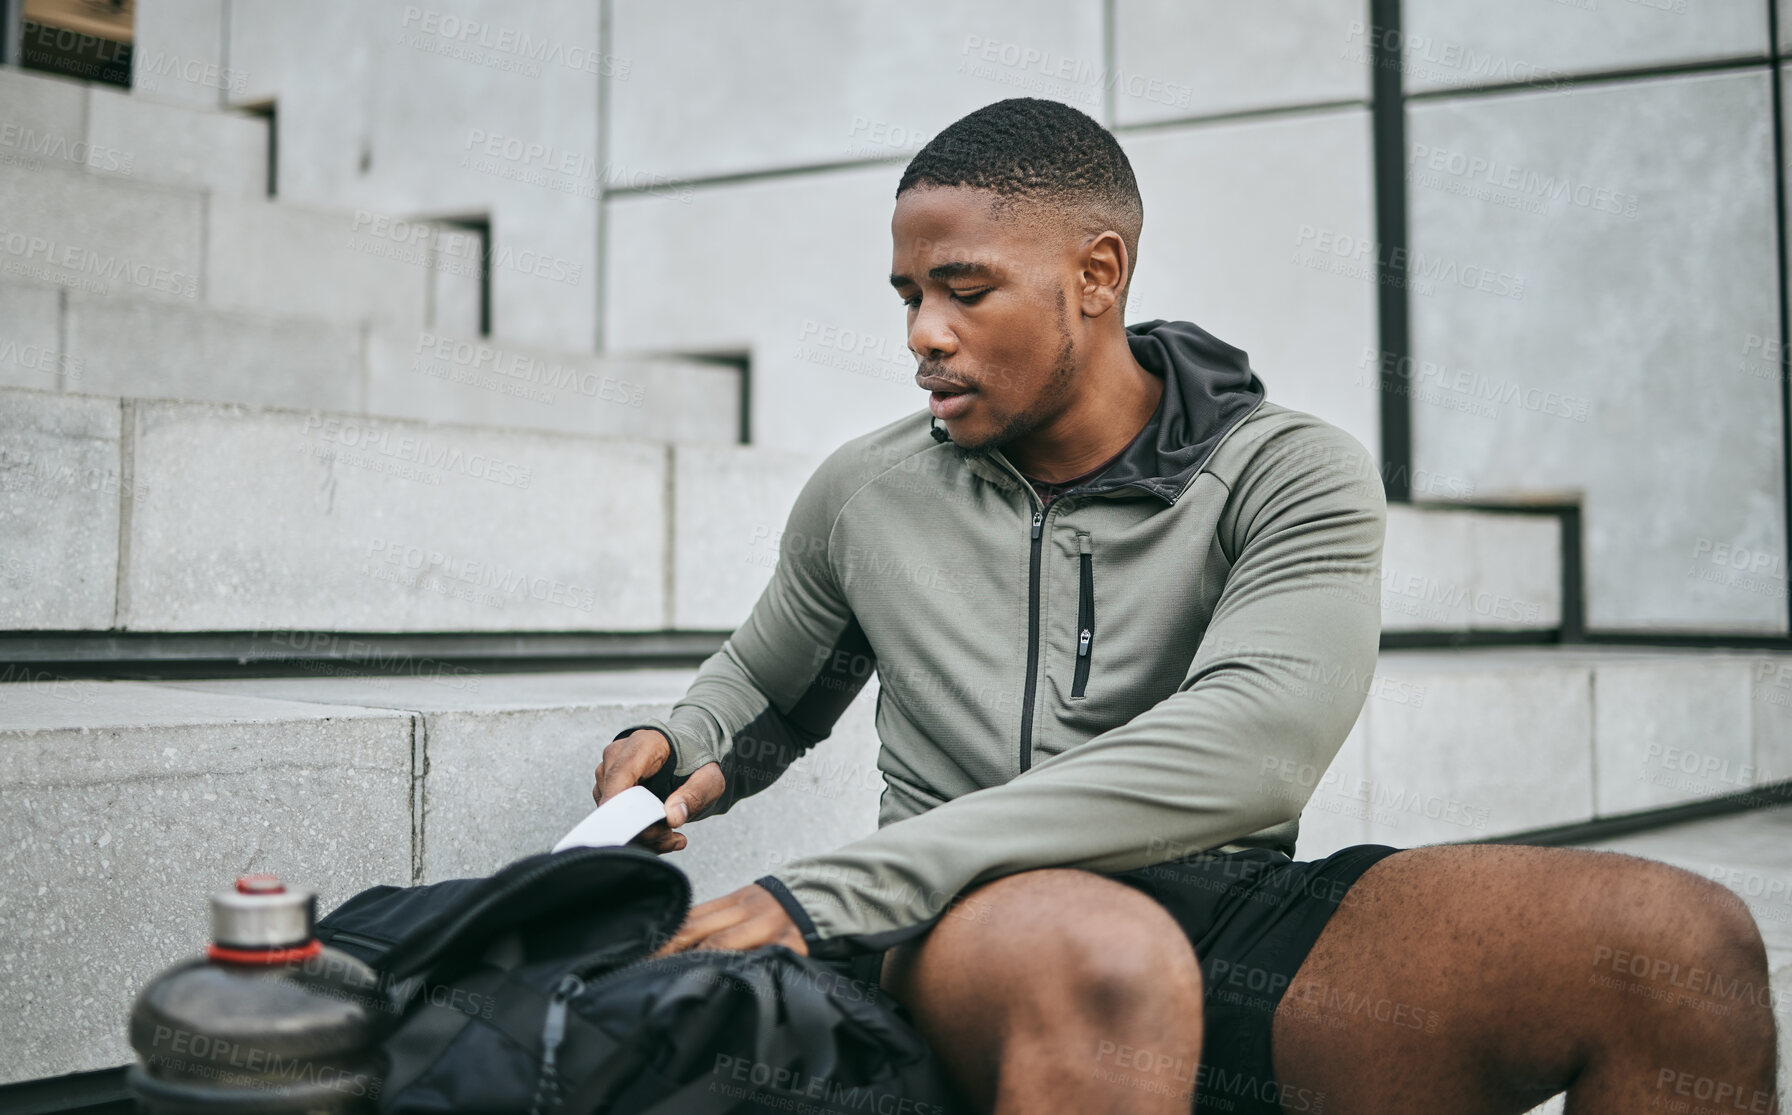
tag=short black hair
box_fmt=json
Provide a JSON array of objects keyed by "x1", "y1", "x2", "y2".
[{"x1": 896, "y1": 97, "x2": 1143, "y2": 312}]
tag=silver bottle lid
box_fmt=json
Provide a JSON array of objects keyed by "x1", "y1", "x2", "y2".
[{"x1": 209, "y1": 875, "x2": 316, "y2": 950}]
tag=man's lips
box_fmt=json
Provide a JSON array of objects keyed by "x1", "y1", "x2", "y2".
[
  {"x1": 917, "y1": 375, "x2": 971, "y2": 394},
  {"x1": 928, "y1": 388, "x2": 974, "y2": 420}
]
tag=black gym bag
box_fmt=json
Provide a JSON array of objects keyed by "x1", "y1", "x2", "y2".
[{"x1": 315, "y1": 844, "x2": 966, "y2": 1115}]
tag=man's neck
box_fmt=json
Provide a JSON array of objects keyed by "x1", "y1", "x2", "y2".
[{"x1": 1003, "y1": 335, "x2": 1164, "y2": 484}]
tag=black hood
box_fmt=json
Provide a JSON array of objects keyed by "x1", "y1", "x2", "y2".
[{"x1": 1074, "y1": 319, "x2": 1266, "y2": 504}]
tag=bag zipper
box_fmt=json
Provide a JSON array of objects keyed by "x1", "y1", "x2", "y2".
[
  {"x1": 530, "y1": 972, "x2": 585, "y2": 1115},
  {"x1": 385, "y1": 846, "x2": 686, "y2": 979},
  {"x1": 1072, "y1": 532, "x2": 1094, "y2": 699}
]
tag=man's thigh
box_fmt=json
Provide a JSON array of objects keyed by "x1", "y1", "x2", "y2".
[{"x1": 1271, "y1": 843, "x2": 1775, "y2": 1114}]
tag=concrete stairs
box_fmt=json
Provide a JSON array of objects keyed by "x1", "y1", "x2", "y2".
[
  {"x1": 0, "y1": 65, "x2": 740, "y2": 441},
  {"x1": 0, "y1": 380, "x2": 1566, "y2": 635},
  {"x1": 4, "y1": 649, "x2": 1790, "y2": 1083}
]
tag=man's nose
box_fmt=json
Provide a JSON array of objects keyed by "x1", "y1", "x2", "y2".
[{"x1": 907, "y1": 299, "x2": 956, "y2": 361}]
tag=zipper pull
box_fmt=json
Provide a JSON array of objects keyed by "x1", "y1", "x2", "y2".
[
  {"x1": 541, "y1": 973, "x2": 583, "y2": 1078},
  {"x1": 529, "y1": 972, "x2": 585, "y2": 1115},
  {"x1": 1078, "y1": 628, "x2": 1091, "y2": 656},
  {"x1": 1031, "y1": 509, "x2": 1043, "y2": 539}
]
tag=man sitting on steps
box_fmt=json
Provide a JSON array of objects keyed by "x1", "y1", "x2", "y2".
[{"x1": 592, "y1": 97, "x2": 1780, "y2": 1115}]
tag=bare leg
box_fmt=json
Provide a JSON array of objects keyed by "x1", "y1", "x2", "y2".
[
  {"x1": 878, "y1": 867, "x2": 1207, "y2": 1115},
  {"x1": 1271, "y1": 844, "x2": 1780, "y2": 1114}
]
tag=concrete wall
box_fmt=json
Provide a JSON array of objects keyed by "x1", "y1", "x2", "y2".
[
  {"x1": 90, "y1": 0, "x2": 1792, "y2": 634},
  {"x1": 1407, "y1": 70, "x2": 1784, "y2": 633}
]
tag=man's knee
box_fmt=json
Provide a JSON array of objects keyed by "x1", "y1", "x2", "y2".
[
  {"x1": 1595, "y1": 855, "x2": 1768, "y2": 967},
  {"x1": 962, "y1": 868, "x2": 1203, "y2": 1021},
  {"x1": 1581, "y1": 855, "x2": 1776, "y2": 1027}
]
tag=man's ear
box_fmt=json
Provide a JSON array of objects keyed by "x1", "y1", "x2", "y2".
[{"x1": 1079, "y1": 230, "x2": 1129, "y2": 318}]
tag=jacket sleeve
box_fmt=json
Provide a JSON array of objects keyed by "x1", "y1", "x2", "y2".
[
  {"x1": 753, "y1": 420, "x2": 1387, "y2": 960},
  {"x1": 612, "y1": 451, "x2": 878, "y2": 823}
]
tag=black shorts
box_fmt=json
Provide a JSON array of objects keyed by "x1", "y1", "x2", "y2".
[{"x1": 828, "y1": 843, "x2": 1404, "y2": 1115}]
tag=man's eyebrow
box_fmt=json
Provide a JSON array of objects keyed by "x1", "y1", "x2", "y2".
[{"x1": 888, "y1": 261, "x2": 1000, "y2": 289}]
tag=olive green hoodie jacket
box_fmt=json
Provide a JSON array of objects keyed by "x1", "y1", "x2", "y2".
[{"x1": 614, "y1": 318, "x2": 1387, "y2": 961}]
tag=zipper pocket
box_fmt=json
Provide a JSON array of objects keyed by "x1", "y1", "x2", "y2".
[{"x1": 1072, "y1": 533, "x2": 1094, "y2": 699}]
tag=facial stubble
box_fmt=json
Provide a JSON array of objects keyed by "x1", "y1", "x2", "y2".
[{"x1": 941, "y1": 288, "x2": 1079, "y2": 464}]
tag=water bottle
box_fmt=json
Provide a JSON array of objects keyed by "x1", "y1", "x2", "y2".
[{"x1": 127, "y1": 874, "x2": 386, "y2": 1112}]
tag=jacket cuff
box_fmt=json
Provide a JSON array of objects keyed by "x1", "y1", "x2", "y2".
[
  {"x1": 752, "y1": 872, "x2": 944, "y2": 962},
  {"x1": 611, "y1": 716, "x2": 718, "y2": 773},
  {"x1": 613, "y1": 719, "x2": 723, "y2": 822}
]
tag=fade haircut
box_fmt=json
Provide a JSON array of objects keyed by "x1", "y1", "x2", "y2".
[{"x1": 896, "y1": 97, "x2": 1144, "y2": 314}]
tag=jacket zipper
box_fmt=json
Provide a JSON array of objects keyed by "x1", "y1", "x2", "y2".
[
  {"x1": 995, "y1": 395, "x2": 1263, "y2": 773},
  {"x1": 1019, "y1": 503, "x2": 1045, "y2": 772},
  {"x1": 1072, "y1": 532, "x2": 1094, "y2": 699}
]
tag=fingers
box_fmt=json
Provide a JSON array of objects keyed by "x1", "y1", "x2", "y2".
[
  {"x1": 651, "y1": 883, "x2": 805, "y2": 957},
  {"x1": 653, "y1": 902, "x2": 732, "y2": 957},
  {"x1": 665, "y1": 762, "x2": 726, "y2": 828},
  {"x1": 592, "y1": 729, "x2": 671, "y2": 809},
  {"x1": 628, "y1": 819, "x2": 686, "y2": 854}
]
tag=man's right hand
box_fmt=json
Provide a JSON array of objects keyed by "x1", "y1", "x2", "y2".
[{"x1": 593, "y1": 729, "x2": 725, "y2": 854}]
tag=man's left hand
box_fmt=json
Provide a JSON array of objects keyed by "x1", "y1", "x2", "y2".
[{"x1": 652, "y1": 882, "x2": 810, "y2": 958}]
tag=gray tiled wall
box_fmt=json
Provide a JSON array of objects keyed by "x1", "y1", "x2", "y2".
[
  {"x1": 1113, "y1": 0, "x2": 1370, "y2": 124},
  {"x1": 1407, "y1": 69, "x2": 1784, "y2": 633},
  {"x1": 1403, "y1": 0, "x2": 1767, "y2": 92}
]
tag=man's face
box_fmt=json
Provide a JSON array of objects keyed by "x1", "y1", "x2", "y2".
[{"x1": 889, "y1": 186, "x2": 1082, "y2": 460}]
